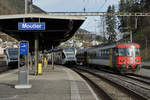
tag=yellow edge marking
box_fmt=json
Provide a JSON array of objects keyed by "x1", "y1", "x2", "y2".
[{"x1": 109, "y1": 49, "x2": 113, "y2": 68}]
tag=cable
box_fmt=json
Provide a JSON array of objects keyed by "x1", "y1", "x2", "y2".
[
  {"x1": 83, "y1": 0, "x2": 89, "y2": 12},
  {"x1": 97, "y1": 0, "x2": 107, "y2": 12}
]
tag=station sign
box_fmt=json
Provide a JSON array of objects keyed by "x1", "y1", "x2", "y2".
[
  {"x1": 20, "y1": 42, "x2": 28, "y2": 55},
  {"x1": 18, "y1": 22, "x2": 45, "y2": 30}
]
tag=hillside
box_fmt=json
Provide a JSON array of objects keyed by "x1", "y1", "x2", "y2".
[
  {"x1": 0, "y1": 0, "x2": 45, "y2": 15},
  {"x1": 0, "y1": 0, "x2": 46, "y2": 42},
  {"x1": 60, "y1": 29, "x2": 103, "y2": 48}
]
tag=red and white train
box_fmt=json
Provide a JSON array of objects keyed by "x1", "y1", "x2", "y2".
[{"x1": 76, "y1": 43, "x2": 141, "y2": 73}]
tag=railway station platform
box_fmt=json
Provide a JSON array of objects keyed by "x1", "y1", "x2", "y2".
[
  {"x1": 0, "y1": 65, "x2": 99, "y2": 100},
  {"x1": 141, "y1": 62, "x2": 150, "y2": 69}
]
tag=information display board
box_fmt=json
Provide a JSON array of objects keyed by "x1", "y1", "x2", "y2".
[
  {"x1": 15, "y1": 41, "x2": 31, "y2": 89},
  {"x1": 20, "y1": 42, "x2": 28, "y2": 55}
]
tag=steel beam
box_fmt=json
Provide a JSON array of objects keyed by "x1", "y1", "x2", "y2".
[
  {"x1": 25, "y1": 0, "x2": 28, "y2": 14},
  {"x1": 48, "y1": 12, "x2": 150, "y2": 16}
]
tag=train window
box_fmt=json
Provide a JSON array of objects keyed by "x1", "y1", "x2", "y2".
[
  {"x1": 104, "y1": 50, "x2": 106, "y2": 55},
  {"x1": 98, "y1": 51, "x2": 101, "y2": 56},
  {"x1": 94, "y1": 51, "x2": 96, "y2": 57},
  {"x1": 103, "y1": 50, "x2": 105, "y2": 55},
  {"x1": 127, "y1": 48, "x2": 134, "y2": 56},
  {"x1": 113, "y1": 48, "x2": 118, "y2": 56},
  {"x1": 102, "y1": 50, "x2": 104, "y2": 56},
  {"x1": 105, "y1": 50, "x2": 108, "y2": 56},
  {"x1": 107, "y1": 50, "x2": 109, "y2": 55},
  {"x1": 118, "y1": 48, "x2": 126, "y2": 56},
  {"x1": 105, "y1": 50, "x2": 107, "y2": 55},
  {"x1": 135, "y1": 48, "x2": 140, "y2": 56},
  {"x1": 93, "y1": 52, "x2": 96, "y2": 57},
  {"x1": 126, "y1": 48, "x2": 140, "y2": 57}
]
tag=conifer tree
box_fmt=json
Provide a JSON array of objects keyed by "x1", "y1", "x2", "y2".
[{"x1": 105, "y1": 5, "x2": 117, "y2": 42}]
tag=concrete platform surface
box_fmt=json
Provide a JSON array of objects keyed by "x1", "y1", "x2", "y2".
[{"x1": 0, "y1": 65, "x2": 99, "y2": 100}]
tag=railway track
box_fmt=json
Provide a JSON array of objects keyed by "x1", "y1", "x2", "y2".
[
  {"x1": 0, "y1": 66, "x2": 9, "y2": 73},
  {"x1": 72, "y1": 66, "x2": 149, "y2": 100},
  {"x1": 74, "y1": 68, "x2": 113, "y2": 100},
  {"x1": 125, "y1": 74, "x2": 150, "y2": 85},
  {"x1": 0, "y1": 65, "x2": 17, "y2": 74}
]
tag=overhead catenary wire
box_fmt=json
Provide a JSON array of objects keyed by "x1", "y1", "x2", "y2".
[
  {"x1": 97, "y1": 0, "x2": 107, "y2": 12},
  {"x1": 82, "y1": 0, "x2": 101, "y2": 12}
]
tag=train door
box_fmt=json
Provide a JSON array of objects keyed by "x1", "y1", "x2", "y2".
[
  {"x1": 109, "y1": 49, "x2": 113, "y2": 68},
  {"x1": 109, "y1": 48, "x2": 116, "y2": 68},
  {"x1": 61, "y1": 52, "x2": 66, "y2": 65},
  {"x1": 84, "y1": 52, "x2": 87, "y2": 65},
  {"x1": 112, "y1": 48, "x2": 117, "y2": 68}
]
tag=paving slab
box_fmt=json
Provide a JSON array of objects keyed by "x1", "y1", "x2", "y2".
[{"x1": 0, "y1": 65, "x2": 99, "y2": 100}]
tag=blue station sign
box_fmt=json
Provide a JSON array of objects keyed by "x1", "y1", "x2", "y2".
[
  {"x1": 20, "y1": 42, "x2": 28, "y2": 55},
  {"x1": 18, "y1": 22, "x2": 45, "y2": 30}
]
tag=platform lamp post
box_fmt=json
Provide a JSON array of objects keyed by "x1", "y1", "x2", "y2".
[
  {"x1": 52, "y1": 45, "x2": 54, "y2": 70},
  {"x1": 34, "y1": 35, "x2": 39, "y2": 74}
]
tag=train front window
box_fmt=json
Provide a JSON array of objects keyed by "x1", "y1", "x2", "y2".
[
  {"x1": 64, "y1": 48, "x2": 75, "y2": 54},
  {"x1": 117, "y1": 48, "x2": 140, "y2": 57},
  {"x1": 8, "y1": 50, "x2": 18, "y2": 57},
  {"x1": 66, "y1": 53, "x2": 75, "y2": 57},
  {"x1": 126, "y1": 48, "x2": 140, "y2": 57}
]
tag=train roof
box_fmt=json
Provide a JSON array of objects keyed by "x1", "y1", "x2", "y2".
[
  {"x1": 85, "y1": 42, "x2": 140, "y2": 51},
  {"x1": 91, "y1": 42, "x2": 139, "y2": 47},
  {"x1": 116, "y1": 43, "x2": 140, "y2": 48},
  {"x1": 76, "y1": 42, "x2": 140, "y2": 54}
]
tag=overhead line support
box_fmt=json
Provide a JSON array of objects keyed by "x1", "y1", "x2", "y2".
[{"x1": 48, "y1": 12, "x2": 150, "y2": 16}]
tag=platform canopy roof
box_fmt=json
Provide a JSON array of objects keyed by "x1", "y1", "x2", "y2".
[{"x1": 0, "y1": 14, "x2": 85, "y2": 51}]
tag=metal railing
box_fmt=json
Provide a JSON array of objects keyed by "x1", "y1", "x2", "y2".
[{"x1": 48, "y1": 12, "x2": 150, "y2": 16}]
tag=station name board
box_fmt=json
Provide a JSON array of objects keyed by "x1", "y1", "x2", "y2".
[{"x1": 18, "y1": 22, "x2": 45, "y2": 30}]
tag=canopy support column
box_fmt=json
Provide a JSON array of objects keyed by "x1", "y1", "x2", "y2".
[{"x1": 34, "y1": 35, "x2": 39, "y2": 75}]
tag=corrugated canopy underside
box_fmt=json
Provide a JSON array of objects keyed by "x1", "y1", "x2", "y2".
[{"x1": 0, "y1": 14, "x2": 85, "y2": 51}]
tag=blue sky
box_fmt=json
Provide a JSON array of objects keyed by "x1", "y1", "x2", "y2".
[{"x1": 33, "y1": 0, "x2": 120, "y2": 35}]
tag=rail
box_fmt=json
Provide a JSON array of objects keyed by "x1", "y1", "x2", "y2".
[{"x1": 73, "y1": 66, "x2": 149, "y2": 100}]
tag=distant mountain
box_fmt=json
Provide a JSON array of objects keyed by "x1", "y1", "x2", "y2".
[{"x1": 0, "y1": 0, "x2": 46, "y2": 42}]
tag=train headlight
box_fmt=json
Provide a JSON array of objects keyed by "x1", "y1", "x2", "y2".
[
  {"x1": 121, "y1": 64, "x2": 126, "y2": 68},
  {"x1": 136, "y1": 59, "x2": 139, "y2": 62},
  {"x1": 120, "y1": 60, "x2": 125, "y2": 63}
]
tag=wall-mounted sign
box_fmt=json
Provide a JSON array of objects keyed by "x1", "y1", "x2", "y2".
[
  {"x1": 20, "y1": 42, "x2": 28, "y2": 55},
  {"x1": 18, "y1": 22, "x2": 45, "y2": 30}
]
